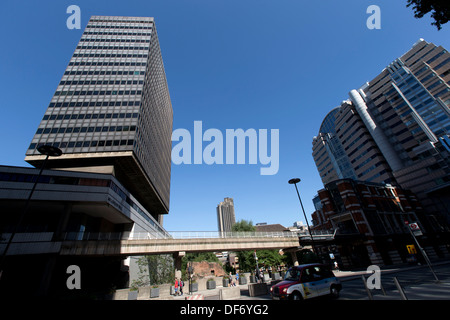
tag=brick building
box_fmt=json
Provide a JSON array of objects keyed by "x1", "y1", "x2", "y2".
[{"x1": 311, "y1": 179, "x2": 450, "y2": 269}]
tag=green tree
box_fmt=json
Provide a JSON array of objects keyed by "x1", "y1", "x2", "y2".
[
  {"x1": 232, "y1": 219, "x2": 256, "y2": 232},
  {"x1": 131, "y1": 254, "x2": 174, "y2": 289},
  {"x1": 406, "y1": 0, "x2": 449, "y2": 30},
  {"x1": 231, "y1": 220, "x2": 256, "y2": 272},
  {"x1": 230, "y1": 220, "x2": 291, "y2": 272}
]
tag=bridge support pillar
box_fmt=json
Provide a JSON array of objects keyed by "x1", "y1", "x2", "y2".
[{"x1": 173, "y1": 251, "x2": 185, "y2": 279}]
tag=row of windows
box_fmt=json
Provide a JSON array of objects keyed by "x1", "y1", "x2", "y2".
[
  {"x1": 59, "y1": 80, "x2": 144, "y2": 86},
  {"x1": 76, "y1": 45, "x2": 149, "y2": 51},
  {"x1": 68, "y1": 61, "x2": 147, "y2": 67},
  {"x1": 366, "y1": 170, "x2": 388, "y2": 183},
  {"x1": 409, "y1": 47, "x2": 436, "y2": 68},
  {"x1": 83, "y1": 31, "x2": 151, "y2": 36},
  {"x1": 421, "y1": 72, "x2": 436, "y2": 83},
  {"x1": 339, "y1": 126, "x2": 362, "y2": 144},
  {"x1": 404, "y1": 43, "x2": 428, "y2": 63},
  {"x1": 369, "y1": 72, "x2": 390, "y2": 96},
  {"x1": 89, "y1": 19, "x2": 153, "y2": 24},
  {"x1": 350, "y1": 146, "x2": 377, "y2": 164},
  {"x1": 426, "y1": 50, "x2": 447, "y2": 64},
  {"x1": 36, "y1": 125, "x2": 136, "y2": 135},
  {"x1": 64, "y1": 70, "x2": 145, "y2": 76},
  {"x1": 348, "y1": 140, "x2": 368, "y2": 158},
  {"x1": 434, "y1": 57, "x2": 450, "y2": 71},
  {"x1": 29, "y1": 139, "x2": 134, "y2": 150},
  {"x1": 86, "y1": 24, "x2": 153, "y2": 30},
  {"x1": 416, "y1": 66, "x2": 450, "y2": 84},
  {"x1": 48, "y1": 100, "x2": 140, "y2": 108},
  {"x1": 42, "y1": 112, "x2": 139, "y2": 120},
  {"x1": 54, "y1": 90, "x2": 142, "y2": 96},
  {"x1": 108, "y1": 181, "x2": 165, "y2": 234},
  {"x1": 79, "y1": 38, "x2": 150, "y2": 43},
  {"x1": 0, "y1": 170, "x2": 164, "y2": 234},
  {"x1": 344, "y1": 133, "x2": 365, "y2": 151},
  {"x1": 73, "y1": 53, "x2": 148, "y2": 58},
  {"x1": 353, "y1": 153, "x2": 379, "y2": 171},
  {"x1": 435, "y1": 87, "x2": 450, "y2": 97},
  {"x1": 0, "y1": 171, "x2": 108, "y2": 187},
  {"x1": 427, "y1": 80, "x2": 444, "y2": 91}
]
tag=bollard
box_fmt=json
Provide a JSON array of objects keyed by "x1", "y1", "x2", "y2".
[
  {"x1": 380, "y1": 282, "x2": 386, "y2": 296},
  {"x1": 361, "y1": 275, "x2": 373, "y2": 300},
  {"x1": 393, "y1": 277, "x2": 408, "y2": 300}
]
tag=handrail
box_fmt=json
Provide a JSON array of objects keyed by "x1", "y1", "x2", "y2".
[{"x1": 1, "y1": 230, "x2": 336, "y2": 242}]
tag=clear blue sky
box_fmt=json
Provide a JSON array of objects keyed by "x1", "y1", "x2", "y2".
[{"x1": 1, "y1": 1, "x2": 449, "y2": 232}]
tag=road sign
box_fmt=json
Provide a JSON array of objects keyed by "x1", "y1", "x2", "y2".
[
  {"x1": 409, "y1": 222, "x2": 423, "y2": 236},
  {"x1": 406, "y1": 244, "x2": 417, "y2": 254}
]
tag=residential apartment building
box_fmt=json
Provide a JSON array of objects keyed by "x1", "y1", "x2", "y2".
[
  {"x1": 217, "y1": 197, "x2": 236, "y2": 233},
  {"x1": 313, "y1": 39, "x2": 450, "y2": 231}
]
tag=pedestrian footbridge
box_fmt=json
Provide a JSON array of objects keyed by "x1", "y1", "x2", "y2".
[
  {"x1": 2, "y1": 230, "x2": 335, "y2": 257},
  {"x1": 59, "y1": 231, "x2": 303, "y2": 256}
]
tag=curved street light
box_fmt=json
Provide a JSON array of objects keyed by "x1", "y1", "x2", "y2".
[{"x1": 288, "y1": 178, "x2": 316, "y2": 253}]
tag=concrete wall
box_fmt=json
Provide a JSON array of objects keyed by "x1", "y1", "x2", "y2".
[{"x1": 219, "y1": 287, "x2": 241, "y2": 300}]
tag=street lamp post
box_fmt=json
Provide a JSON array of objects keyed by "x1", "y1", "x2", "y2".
[
  {"x1": 187, "y1": 262, "x2": 193, "y2": 295},
  {"x1": 288, "y1": 178, "x2": 316, "y2": 253},
  {"x1": 0, "y1": 145, "x2": 62, "y2": 280},
  {"x1": 253, "y1": 250, "x2": 260, "y2": 282}
]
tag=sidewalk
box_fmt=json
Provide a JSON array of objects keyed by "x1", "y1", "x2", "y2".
[{"x1": 171, "y1": 283, "x2": 253, "y2": 300}]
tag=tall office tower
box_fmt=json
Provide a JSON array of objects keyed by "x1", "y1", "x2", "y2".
[
  {"x1": 217, "y1": 197, "x2": 236, "y2": 233},
  {"x1": 313, "y1": 39, "x2": 450, "y2": 229},
  {"x1": 312, "y1": 101, "x2": 394, "y2": 185},
  {"x1": 24, "y1": 16, "x2": 173, "y2": 222}
]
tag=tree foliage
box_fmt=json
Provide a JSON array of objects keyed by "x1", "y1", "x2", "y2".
[
  {"x1": 230, "y1": 220, "x2": 291, "y2": 272},
  {"x1": 131, "y1": 254, "x2": 174, "y2": 289},
  {"x1": 406, "y1": 0, "x2": 449, "y2": 30},
  {"x1": 232, "y1": 219, "x2": 256, "y2": 232}
]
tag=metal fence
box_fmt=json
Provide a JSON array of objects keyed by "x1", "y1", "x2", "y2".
[{"x1": 61, "y1": 231, "x2": 304, "y2": 241}]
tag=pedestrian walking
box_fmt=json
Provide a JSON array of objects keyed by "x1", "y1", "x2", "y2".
[
  {"x1": 334, "y1": 261, "x2": 339, "y2": 271},
  {"x1": 174, "y1": 278, "x2": 179, "y2": 296},
  {"x1": 179, "y1": 278, "x2": 184, "y2": 295},
  {"x1": 236, "y1": 271, "x2": 239, "y2": 285}
]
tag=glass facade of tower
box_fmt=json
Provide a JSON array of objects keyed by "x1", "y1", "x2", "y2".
[
  {"x1": 25, "y1": 16, "x2": 173, "y2": 219},
  {"x1": 313, "y1": 39, "x2": 450, "y2": 228}
]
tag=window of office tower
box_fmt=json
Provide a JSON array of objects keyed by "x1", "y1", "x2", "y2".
[{"x1": 391, "y1": 67, "x2": 449, "y2": 138}]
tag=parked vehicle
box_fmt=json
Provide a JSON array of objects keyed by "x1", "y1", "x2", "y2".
[{"x1": 270, "y1": 263, "x2": 341, "y2": 300}]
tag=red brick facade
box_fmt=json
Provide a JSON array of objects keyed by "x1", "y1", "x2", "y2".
[{"x1": 311, "y1": 179, "x2": 440, "y2": 268}]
